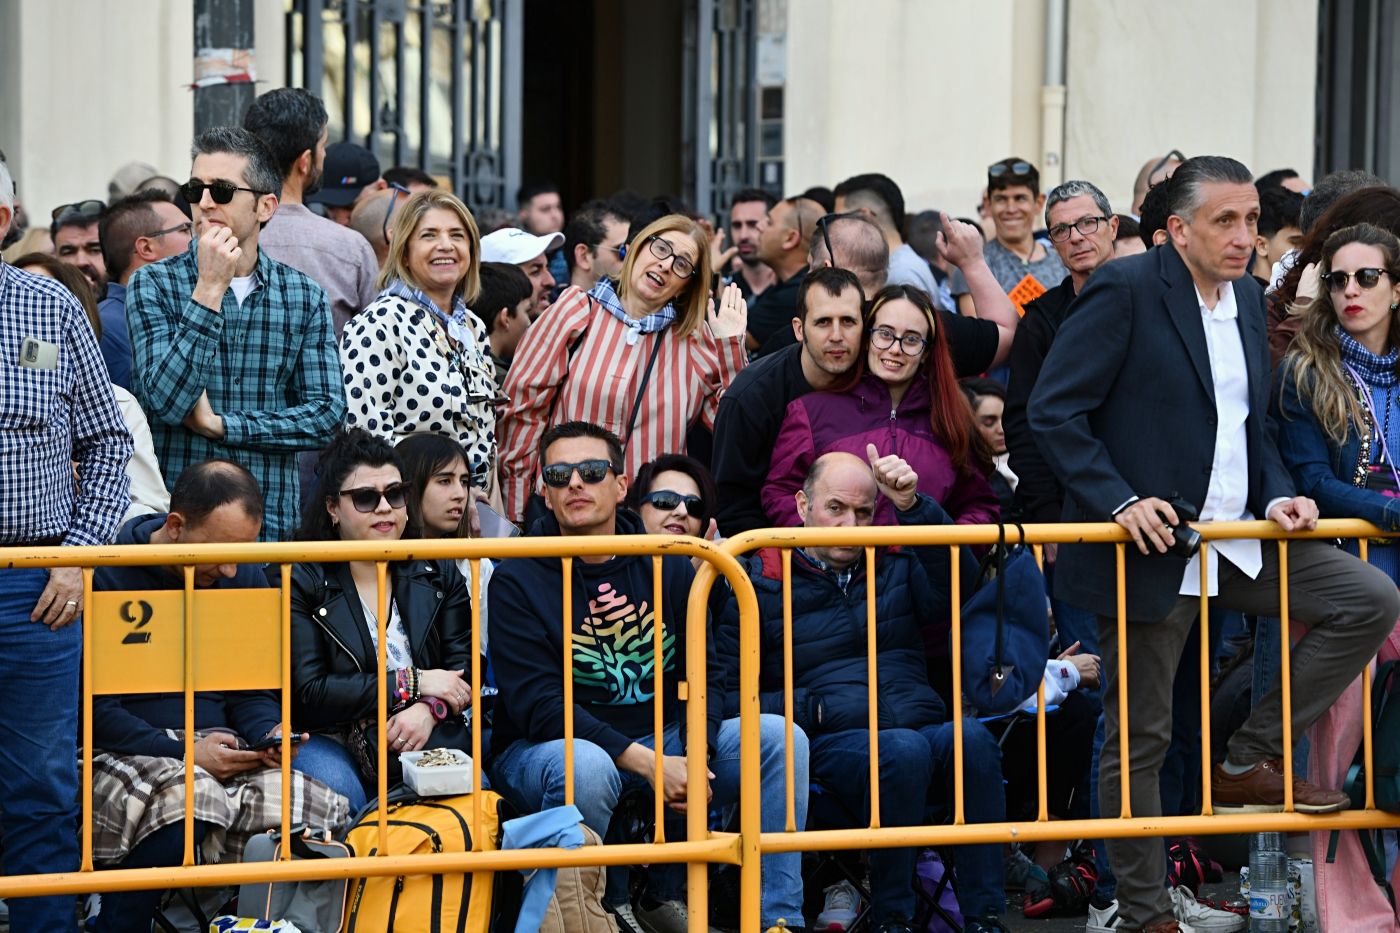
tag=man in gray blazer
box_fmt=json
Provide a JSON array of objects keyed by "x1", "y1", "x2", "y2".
[{"x1": 1029, "y1": 156, "x2": 1398, "y2": 933}]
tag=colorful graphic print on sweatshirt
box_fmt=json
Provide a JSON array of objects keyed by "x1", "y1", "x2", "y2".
[{"x1": 574, "y1": 581, "x2": 676, "y2": 705}]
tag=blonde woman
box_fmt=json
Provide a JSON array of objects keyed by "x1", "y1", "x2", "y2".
[
  {"x1": 340, "y1": 190, "x2": 497, "y2": 490},
  {"x1": 496, "y1": 213, "x2": 749, "y2": 523}
]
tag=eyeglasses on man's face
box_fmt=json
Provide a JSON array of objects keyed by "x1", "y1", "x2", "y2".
[
  {"x1": 146, "y1": 221, "x2": 194, "y2": 241},
  {"x1": 381, "y1": 182, "x2": 412, "y2": 241},
  {"x1": 541, "y1": 459, "x2": 619, "y2": 488},
  {"x1": 1047, "y1": 215, "x2": 1109, "y2": 243},
  {"x1": 51, "y1": 199, "x2": 105, "y2": 223},
  {"x1": 179, "y1": 179, "x2": 267, "y2": 206}
]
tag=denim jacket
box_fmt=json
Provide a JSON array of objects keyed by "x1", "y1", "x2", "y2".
[{"x1": 1273, "y1": 361, "x2": 1400, "y2": 532}]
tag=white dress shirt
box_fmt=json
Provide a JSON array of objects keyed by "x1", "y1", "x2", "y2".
[{"x1": 1180, "y1": 281, "x2": 1261, "y2": 596}]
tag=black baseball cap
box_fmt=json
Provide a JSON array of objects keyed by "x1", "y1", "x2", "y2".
[{"x1": 308, "y1": 142, "x2": 381, "y2": 207}]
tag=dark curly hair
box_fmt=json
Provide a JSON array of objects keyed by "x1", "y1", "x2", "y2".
[{"x1": 296, "y1": 428, "x2": 415, "y2": 541}]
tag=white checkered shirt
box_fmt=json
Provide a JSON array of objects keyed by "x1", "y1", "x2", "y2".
[{"x1": 0, "y1": 262, "x2": 132, "y2": 545}]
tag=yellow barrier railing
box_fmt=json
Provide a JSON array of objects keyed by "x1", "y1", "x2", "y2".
[
  {"x1": 3, "y1": 520, "x2": 1399, "y2": 933},
  {"x1": 0, "y1": 534, "x2": 752, "y2": 933},
  {"x1": 706, "y1": 519, "x2": 1400, "y2": 930}
]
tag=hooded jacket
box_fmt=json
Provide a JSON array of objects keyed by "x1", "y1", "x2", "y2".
[
  {"x1": 487, "y1": 508, "x2": 724, "y2": 761},
  {"x1": 764, "y1": 371, "x2": 1000, "y2": 528},
  {"x1": 91, "y1": 513, "x2": 280, "y2": 758},
  {"x1": 286, "y1": 557, "x2": 474, "y2": 731},
  {"x1": 717, "y1": 494, "x2": 975, "y2": 736}
]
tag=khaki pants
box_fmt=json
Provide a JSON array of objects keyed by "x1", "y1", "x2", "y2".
[{"x1": 1098, "y1": 540, "x2": 1398, "y2": 929}]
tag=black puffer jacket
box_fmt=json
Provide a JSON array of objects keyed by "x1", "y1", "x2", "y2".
[
  {"x1": 287, "y1": 559, "x2": 474, "y2": 731},
  {"x1": 717, "y1": 494, "x2": 975, "y2": 736}
]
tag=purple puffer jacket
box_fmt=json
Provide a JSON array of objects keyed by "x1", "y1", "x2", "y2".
[{"x1": 763, "y1": 372, "x2": 1000, "y2": 528}]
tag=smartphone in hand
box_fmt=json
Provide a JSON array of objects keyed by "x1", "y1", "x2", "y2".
[{"x1": 248, "y1": 733, "x2": 305, "y2": 752}]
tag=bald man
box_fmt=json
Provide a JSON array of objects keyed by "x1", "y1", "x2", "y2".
[{"x1": 718, "y1": 448, "x2": 1008, "y2": 932}]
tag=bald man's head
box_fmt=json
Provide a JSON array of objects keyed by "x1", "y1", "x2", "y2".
[
  {"x1": 810, "y1": 212, "x2": 889, "y2": 297},
  {"x1": 796, "y1": 451, "x2": 878, "y2": 569}
]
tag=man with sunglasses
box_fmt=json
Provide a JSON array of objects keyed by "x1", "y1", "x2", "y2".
[
  {"x1": 51, "y1": 197, "x2": 109, "y2": 296},
  {"x1": 1031, "y1": 156, "x2": 1400, "y2": 933},
  {"x1": 951, "y1": 159, "x2": 1066, "y2": 326},
  {"x1": 126, "y1": 126, "x2": 345, "y2": 544},
  {"x1": 244, "y1": 88, "x2": 380, "y2": 339},
  {"x1": 96, "y1": 190, "x2": 194, "y2": 390},
  {"x1": 489, "y1": 420, "x2": 808, "y2": 933}
]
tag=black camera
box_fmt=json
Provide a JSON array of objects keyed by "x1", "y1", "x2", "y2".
[{"x1": 1155, "y1": 495, "x2": 1200, "y2": 558}]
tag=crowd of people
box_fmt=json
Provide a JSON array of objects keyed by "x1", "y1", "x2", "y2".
[{"x1": 3, "y1": 83, "x2": 1400, "y2": 933}]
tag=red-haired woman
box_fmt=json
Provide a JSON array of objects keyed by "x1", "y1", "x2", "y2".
[{"x1": 764, "y1": 284, "x2": 999, "y2": 527}]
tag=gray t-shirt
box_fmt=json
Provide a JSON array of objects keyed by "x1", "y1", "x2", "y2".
[
  {"x1": 887, "y1": 243, "x2": 941, "y2": 300},
  {"x1": 260, "y1": 202, "x2": 381, "y2": 339},
  {"x1": 948, "y1": 238, "x2": 1067, "y2": 301}
]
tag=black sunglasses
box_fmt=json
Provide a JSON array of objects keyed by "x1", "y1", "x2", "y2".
[
  {"x1": 641, "y1": 490, "x2": 705, "y2": 516},
  {"x1": 338, "y1": 484, "x2": 408, "y2": 512},
  {"x1": 541, "y1": 459, "x2": 618, "y2": 488},
  {"x1": 1321, "y1": 268, "x2": 1390, "y2": 292},
  {"x1": 987, "y1": 160, "x2": 1034, "y2": 180},
  {"x1": 50, "y1": 199, "x2": 105, "y2": 223},
  {"x1": 180, "y1": 178, "x2": 268, "y2": 205}
]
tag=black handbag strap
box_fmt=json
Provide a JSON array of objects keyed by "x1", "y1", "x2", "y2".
[{"x1": 624, "y1": 331, "x2": 665, "y2": 445}]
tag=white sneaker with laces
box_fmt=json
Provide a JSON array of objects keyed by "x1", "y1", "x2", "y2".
[
  {"x1": 1086, "y1": 898, "x2": 1123, "y2": 933},
  {"x1": 815, "y1": 880, "x2": 861, "y2": 931},
  {"x1": 1170, "y1": 885, "x2": 1244, "y2": 932}
]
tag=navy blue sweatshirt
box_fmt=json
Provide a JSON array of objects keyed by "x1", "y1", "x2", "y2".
[
  {"x1": 488, "y1": 509, "x2": 725, "y2": 761},
  {"x1": 91, "y1": 513, "x2": 281, "y2": 759}
]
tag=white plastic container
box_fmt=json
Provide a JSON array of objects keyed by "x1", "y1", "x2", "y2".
[{"x1": 399, "y1": 749, "x2": 474, "y2": 796}]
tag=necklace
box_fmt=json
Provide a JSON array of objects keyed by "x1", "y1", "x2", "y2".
[{"x1": 1004, "y1": 239, "x2": 1037, "y2": 265}]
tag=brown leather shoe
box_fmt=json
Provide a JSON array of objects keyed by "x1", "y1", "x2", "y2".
[
  {"x1": 1140, "y1": 917, "x2": 1187, "y2": 933},
  {"x1": 1211, "y1": 759, "x2": 1349, "y2": 813}
]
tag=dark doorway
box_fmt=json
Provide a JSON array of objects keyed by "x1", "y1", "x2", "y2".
[{"x1": 521, "y1": 0, "x2": 686, "y2": 212}]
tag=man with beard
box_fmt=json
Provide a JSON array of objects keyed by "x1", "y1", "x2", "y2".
[
  {"x1": 726, "y1": 187, "x2": 777, "y2": 300},
  {"x1": 244, "y1": 88, "x2": 379, "y2": 339},
  {"x1": 52, "y1": 199, "x2": 108, "y2": 297},
  {"x1": 713, "y1": 266, "x2": 864, "y2": 535}
]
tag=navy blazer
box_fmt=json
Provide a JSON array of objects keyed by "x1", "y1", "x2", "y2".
[{"x1": 1027, "y1": 243, "x2": 1294, "y2": 621}]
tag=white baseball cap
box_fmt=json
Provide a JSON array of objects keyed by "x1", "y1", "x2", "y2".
[{"x1": 480, "y1": 227, "x2": 564, "y2": 264}]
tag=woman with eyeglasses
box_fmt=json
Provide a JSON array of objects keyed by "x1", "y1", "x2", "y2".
[
  {"x1": 286, "y1": 429, "x2": 477, "y2": 812},
  {"x1": 496, "y1": 214, "x2": 748, "y2": 524},
  {"x1": 1276, "y1": 223, "x2": 1400, "y2": 582},
  {"x1": 764, "y1": 284, "x2": 999, "y2": 528},
  {"x1": 339, "y1": 189, "x2": 498, "y2": 499}
]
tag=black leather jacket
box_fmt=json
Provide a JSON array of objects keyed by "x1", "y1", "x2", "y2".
[{"x1": 287, "y1": 559, "x2": 474, "y2": 731}]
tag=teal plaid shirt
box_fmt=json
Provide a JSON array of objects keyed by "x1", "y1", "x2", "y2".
[{"x1": 126, "y1": 245, "x2": 345, "y2": 541}]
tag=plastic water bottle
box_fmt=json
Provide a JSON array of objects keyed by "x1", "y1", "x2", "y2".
[{"x1": 1249, "y1": 832, "x2": 1289, "y2": 932}]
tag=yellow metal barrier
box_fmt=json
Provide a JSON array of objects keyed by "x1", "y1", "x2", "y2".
[
  {"x1": 708, "y1": 519, "x2": 1400, "y2": 931},
  {"x1": 4, "y1": 521, "x2": 1400, "y2": 933},
  {"x1": 0, "y1": 534, "x2": 752, "y2": 933}
]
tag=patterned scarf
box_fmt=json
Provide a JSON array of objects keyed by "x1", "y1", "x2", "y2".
[
  {"x1": 1338, "y1": 325, "x2": 1400, "y2": 389},
  {"x1": 381, "y1": 279, "x2": 469, "y2": 331},
  {"x1": 589, "y1": 276, "x2": 676, "y2": 345}
]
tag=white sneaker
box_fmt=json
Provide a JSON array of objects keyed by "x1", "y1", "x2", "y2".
[
  {"x1": 1087, "y1": 898, "x2": 1123, "y2": 933},
  {"x1": 1170, "y1": 886, "x2": 1243, "y2": 932},
  {"x1": 815, "y1": 879, "x2": 861, "y2": 930},
  {"x1": 634, "y1": 899, "x2": 690, "y2": 933}
]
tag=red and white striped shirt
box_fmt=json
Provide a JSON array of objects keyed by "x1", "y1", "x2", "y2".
[{"x1": 497, "y1": 286, "x2": 747, "y2": 520}]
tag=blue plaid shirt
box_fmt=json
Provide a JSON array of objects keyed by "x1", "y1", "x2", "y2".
[
  {"x1": 0, "y1": 262, "x2": 132, "y2": 545},
  {"x1": 126, "y1": 246, "x2": 345, "y2": 541}
]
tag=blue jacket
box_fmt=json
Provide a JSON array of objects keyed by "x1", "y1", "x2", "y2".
[
  {"x1": 91, "y1": 513, "x2": 280, "y2": 758},
  {"x1": 717, "y1": 494, "x2": 975, "y2": 736},
  {"x1": 1273, "y1": 360, "x2": 1400, "y2": 532}
]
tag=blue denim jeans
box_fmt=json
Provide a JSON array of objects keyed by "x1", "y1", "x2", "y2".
[
  {"x1": 809, "y1": 720, "x2": 1006, "y2": 922},
  {"x1": 295, "y1": 735, "x2": 370, "y2": 814},
  {"x1": 0, "y1": 568, "x2": 82, "y2": 930},
  {"x1": 490, "y1": 714, "x2": 807, "y2": 928}
]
